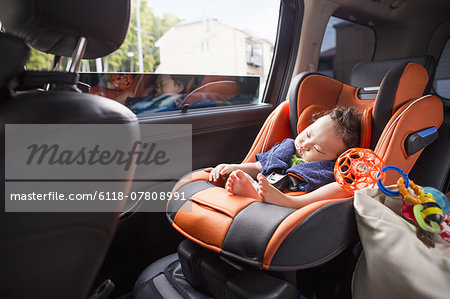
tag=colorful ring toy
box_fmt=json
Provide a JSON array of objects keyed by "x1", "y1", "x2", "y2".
[
  {"x1": 377, "y1": 166, "x2": 409, "y2": 197},
  {"x1": 423, "y1": 186, "x2": 450, "y2": 214},
  {"x1": 396, "y1": 177, "x2": 433, "y2": 205},
  {"x1": 413, "y1": 204, "x2": 442, "y2": 233}
]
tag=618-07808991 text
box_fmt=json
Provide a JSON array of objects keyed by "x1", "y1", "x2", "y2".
[{"x1": 9, "y1": 191, "x2": 186, "y2": 201}]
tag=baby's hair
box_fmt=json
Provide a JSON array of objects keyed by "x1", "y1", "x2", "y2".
[
  {"x1": 169, "y1": 74, "x2": 191, "y2": 92},
  {"x1": 313, "y1": 107, "x2": 361, "y2": 149}
]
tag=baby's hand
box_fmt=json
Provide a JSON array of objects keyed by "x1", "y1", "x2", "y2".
[
  {"x1": 122, "y1": 90, "x2": 136, "y2": 98},
  {"x1": 207, "y1": 164, "x2": 235, "y2": 182},
  {"x1": 114, "y1": 90, "x2": 136, "y2": 104}
]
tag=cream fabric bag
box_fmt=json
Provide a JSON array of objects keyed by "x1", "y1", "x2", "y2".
[{"x1": 352, "y1": 187, "x2": 450, "y2": 299}]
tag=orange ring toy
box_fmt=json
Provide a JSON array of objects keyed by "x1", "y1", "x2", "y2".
[
  {"x1": 111, "y1": 73, "x2": 133, "y2": 90},
  {"x1": 334, "y1": 148, "x2": 385, "y2": 194}
]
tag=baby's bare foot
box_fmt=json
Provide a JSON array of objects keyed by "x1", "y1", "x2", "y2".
[
  {"x1": 257, "y1": 173, "x2": 290, "y2": 205},
  {"x1": 225, "y1": 170, "x2": 260, "y2": 199}
]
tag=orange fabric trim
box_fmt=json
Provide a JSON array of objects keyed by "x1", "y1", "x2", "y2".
[
  {"x1": 172, "y1": 187, "x2": 260, "y2": 250},
  {"x1": 201, "y1": 75, "x2": 238, "y2": 85},
  {"x1": 190, "y1": 187, "x2": 260, "y2": 217},
  {"x1": 375, "y1": 96, "x2": 443, "y2": 185},
  {"x1": 172, "y1": 222, "x2": 222, "y2": 254},
  {"x1": 183, "y1": 81, "x2": 241, "y2": 105},
  {"x1": 243, "y1": 101, "x2": 292, "y2": 163},
  {"x1": 392, "y1": 63, "x2": 428, "y2": 114},
  {"x1": 173, "y1": 200, "x2": 233, "y2": 249},
  {"x1": 296, "y1": 105, "x2": 329, "y2": 134},
  {"x1": 262, "y1": 196, "x2": 352, "y2": 269},
  {"x1": 296, "y1": 75, "x2": 343, "y2": 118},
  {"x1": 90, "y1": 87, "x2": 123, "y2": 99},
  {"x1": 336, "y1": 84, "x2": 374, "y2": 112},
  {"x1": 360, "y1": 108, "x2": 373, "y2": 148}
]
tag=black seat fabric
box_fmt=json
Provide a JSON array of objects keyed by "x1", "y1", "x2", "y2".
[
  {"x1": 134, "y1": 240, "x2": 299, "y2": 299},
  {"x1": 0, "y1": 1, "x2": 137, "y2": 299},
  {"x1": 0, "y1": 0, "x2": 130, "y2": 59}
]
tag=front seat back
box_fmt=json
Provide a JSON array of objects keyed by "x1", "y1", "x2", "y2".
[
  {"x1": 0, "y1": 1, "x2": 138, "y2": 298},
  {"x1": 350, "y1": 56, "x2": 436, "y2": 94}
]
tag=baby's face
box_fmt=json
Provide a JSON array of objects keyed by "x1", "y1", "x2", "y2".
[
  {"x1": 294, "y1": 115, "x2": 347, "y2": 162},
  {"x1": 155, "y1": 75, "x2": 183, "y2": 96}
]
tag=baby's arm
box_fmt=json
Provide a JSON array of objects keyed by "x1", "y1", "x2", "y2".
[
  {"x1": 207, "y1": 161, "x2": 262, "y2": 182},
  {"x1": 258, "y1": 174, "x2": 351, "y2": 209}
]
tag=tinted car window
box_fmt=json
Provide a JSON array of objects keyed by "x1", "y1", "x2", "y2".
[
  {"x1": 318, "y1": 16, "x2": 375, "y2": 85},
  {"x1": 434, "y1": 38, "x2": 450, "y2": 99}
]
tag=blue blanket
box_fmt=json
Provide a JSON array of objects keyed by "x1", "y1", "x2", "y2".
[{"x1": 255, "y1": 138, "x2": 335, "y2": 192}]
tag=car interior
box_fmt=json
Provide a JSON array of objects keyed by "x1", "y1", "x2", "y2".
[{"x1": 1, "y1": 0, "x2": 449, "y2": 298}]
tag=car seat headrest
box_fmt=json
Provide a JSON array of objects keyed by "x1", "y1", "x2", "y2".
[
  {"x1": 295, "y1": 104, "x2": 372, "y2": 149},
  {"x1": 351, "y1": 56, "x2": 436, "y2": 93},
  {"x1": 0, "y1": 33, "x2": 29, "y2": 93},
  {"x1": 0, "y1": 0, "x2": 131, "y2": 59}
]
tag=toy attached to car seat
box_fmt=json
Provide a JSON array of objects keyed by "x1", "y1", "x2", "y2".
[
  {"x1": 334, "y1": 148, "x2": 385, "y2": 195},
  {"x1": 394, "y1": 174, "x2": 450, "y2": 242},
  {"x1": 335, "y1": 148, "x2": 450, "y2": 244},
  {"x1": 111, "y1": 73, "x2": 133, "y2": 90}
]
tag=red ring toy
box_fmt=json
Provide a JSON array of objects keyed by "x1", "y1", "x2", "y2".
[
  {"x1": 334, "y1": 148, "x2": 385, "y2": 194},
  {"x1": 111, "y1": 73, "x2": 133, "y2": 90}
]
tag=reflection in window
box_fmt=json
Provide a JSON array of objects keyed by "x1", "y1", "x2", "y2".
[{"x1": 79, "y1": 73, "x2": 260, "y2": 115}]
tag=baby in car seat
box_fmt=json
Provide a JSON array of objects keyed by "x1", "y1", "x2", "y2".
[{"x1": 207, "y1": 107, "x2": 360, "y2": 209}]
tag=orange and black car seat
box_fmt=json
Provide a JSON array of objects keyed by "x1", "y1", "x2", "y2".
[{"x1": 134, "y1": 61, "x2": 443, "y2": 299}]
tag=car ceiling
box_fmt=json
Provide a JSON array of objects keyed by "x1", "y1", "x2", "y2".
[{"x1": 332, "y1": 0, "x2": 450, "y2": 28}]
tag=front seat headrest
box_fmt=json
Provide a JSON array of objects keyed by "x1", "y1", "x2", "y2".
[
  {"x1": 351, "y1": 56, "x2": 436, "y2": 93},
  {"x1": 0, "y1": 0, "x2": 131, "y2": 59}
]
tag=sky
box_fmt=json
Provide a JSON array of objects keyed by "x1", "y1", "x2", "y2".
[{"x1": 147, "y1": 0, "x2": 281, "y2": 43}]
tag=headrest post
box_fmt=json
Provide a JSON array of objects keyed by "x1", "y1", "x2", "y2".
[
  {"x1": 52, "y1": 56, "x2": 63, "y2": 71},
  {"x1": 44, "y1": 56, "x2": 63, "y2": 91},
  {"x1": 68, "y1": 37, "x2": 87, "y2": 73}
]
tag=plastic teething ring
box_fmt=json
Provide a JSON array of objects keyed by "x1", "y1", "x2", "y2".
[
  {"x1": 413, "y1": 204, "x2": 441, "y2": 233},
  {"x1": 423, "y1": 186, "x2": 450, "y2": 214},
  {"x1": 111, "y1": 73, "x2": 133, "y2": 90},
  {"x1": 377, "y1": 166, "x2": 409, "y2": 197}
]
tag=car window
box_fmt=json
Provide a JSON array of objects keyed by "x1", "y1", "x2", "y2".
[
  {"x1": 434, "y1": 38, "x2": 450, "y2": 99},
  {"x1": 26, "y1": 0, "x2": 281, "y2": 115},
  {"x1": 318, "y1": 16, "x2": 375, "y2": 85}
]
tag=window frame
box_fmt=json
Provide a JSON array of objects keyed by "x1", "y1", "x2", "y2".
[{"x1": 265, "y1": 0, "x2": 304, "y2": 106}]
